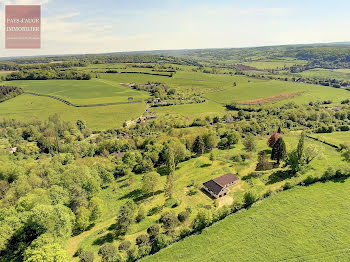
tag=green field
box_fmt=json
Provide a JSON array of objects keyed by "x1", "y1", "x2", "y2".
[
  {"x1": 243, "y1": 59, "x2": 307, "y2": 70},
  {"x1": 310, "y1": 131, "x2": 350, "y2": 147},
  {"x1": 149, "y1": 101, "x2": 226, "y2": 119},
  {"x1": 4, "y1": 78, "x2": 149, "y2": 104},
  {"x1": 0, "y1": 94, "x2": 147, "y2": 130},
  {"x1": 298, "y1": 68, "x2": 350, "y2": 81},
  {"x1": 142, "y1": 178, "x2": 350, "y2": 262},
  {"x1": 203, "y1": 78, "x2": 349, "y2": 105}
]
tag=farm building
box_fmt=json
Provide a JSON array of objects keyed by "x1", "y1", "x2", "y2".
[{"x1": 203, "y1": 173, "x2": 239, "y2": 199}]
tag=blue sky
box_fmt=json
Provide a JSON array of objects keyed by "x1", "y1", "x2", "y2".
[{"x1": 1, "y1": 0, "x2": 350, "y2": 57}]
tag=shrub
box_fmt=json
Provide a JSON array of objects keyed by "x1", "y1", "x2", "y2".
[
  {"x1": 138, "y1": 245, "x2": 151, "y2": 258},
  {"x1": 243, "y1": 191, "x2": 257, "y2": 207},
  {"x1": 151, "y1": 234, "x2": 170, "y2": 253},
  {"x1": 160, "y1": 211, "x2": 178, "y2": 231},
  {"x1": 243, "y1": 135, "x2": 257, "y2": 152},
  {"x1": 98, "y1": 243, "x2": 118, "y2": 262},
  {"x1": 118, "y1": 241, "x2": 131, "y2": 251},
  {"x1": 147, "y1": 205, "x2": 163, "y2": 216},
  {"x1": 283, "y1": 182, "x2": 293, "y2": 190},
  {"x1": 193, "y1": 208, "x2": 213, "y2": 231},
  {"x1": 172, "y1": 199, "x2": 181, "y2": 208},
  {"x1": 147, "y1": 224, "x2": 160, "y2": 240},
  {"x1": 179, "y1": 227, "x2": 192, "y2": 239},
  {"x1": 177, "y1": 211, "x2": 189, "y2": 223},
  {"x1": 231, "y1": 154, "x2": 243, "y2": 163},
  {"x1": 136, "y1": 206, "x2": 146, "y2": 223},
  {"x1": 79, "y1": 251, "x2": 94, "y2": 262},
  {"x1": 136, "y1": 234, "x2": 149, "y2": 247},
  {"x1": 127, "y1": 247, "x2": 139, "y2": 261},
  {"x1": 187, "y1": 188, "x2": 198, "y2": 196}
]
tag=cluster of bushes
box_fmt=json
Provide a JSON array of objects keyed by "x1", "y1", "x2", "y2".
[{"x1": 0, "y1": 85, "x2": 23, "y2": 102}]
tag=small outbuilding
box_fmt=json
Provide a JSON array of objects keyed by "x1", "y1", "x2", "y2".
[{"x1": 6, "y1": 147, "x2": 17, "y2": 154}]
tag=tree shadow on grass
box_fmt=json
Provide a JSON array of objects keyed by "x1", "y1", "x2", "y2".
[
  {"x1": 92, "y1": 232, "x2": 114, "y2": 246},
  {"x1": 116, "y1": 177, "x2": 127, "y2": 184},
  {"x1": 119, "y1": 189, "x2": 143, "y2": 200},
  {"x1": 108, "y1": 223, "x2": 117, "y2": 231},
  {"x1": 242, "y1": 172, "x2": 260, "y2": 181},
  {"x1": 200, "y1": 163, "x2": 211, "y2": 168},
  {"x1": 134, "y1": 190, "x2": 163, "y2": 202},
  {"x1": 119, "y1": 183, "x2": 128, "y2": 189},
  {"x1": 266, "y1": 170, "x2": 295, "y2": 185},
  {"x1": 119, "y1": 188, "x2": 163, "y2": 202}
]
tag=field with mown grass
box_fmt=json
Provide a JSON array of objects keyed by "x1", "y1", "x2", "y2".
[
  {"x1": 310, "y1": 131, "x2": 350, "y2": 147},
  {"x1": 203, "y1": 78, "x2": 349, "y2": 105},
  {"x1": 3, "y1": 78, "x2": 149, "y2": 104},
  {"x1": 142, "y1": 178, "x2": 350, "y2": 262},
  {"x1": 297, "y1": 68, "x2": 350, "y2": 81},
  {"x1": 0, "y1": 94, "x2": 147, "y2": 130},
  {"x1": 242, "y1": 59, "x2": 307, "y2": 70}
]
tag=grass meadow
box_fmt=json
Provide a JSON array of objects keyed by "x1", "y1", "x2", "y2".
[
  {"x1": 203, "y1": 78, "x2": 349, "y2": 105},
  {"x1": 0, "y1": 94, "x2": 147, "y2": 130},
  {"x1": 310, "y1": 131, "x2": 350, "y2": 147},
  {"x1": 298, "y1": 68, "x2": 350, "y2": 81},
  {"x1": 242, "y1": 59, "x2": 307, "y2": 70},
  {"x1": 4, "y1": 78, "x2": 150, "y2": 104}
]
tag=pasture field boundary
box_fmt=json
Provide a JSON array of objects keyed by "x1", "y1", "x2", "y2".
[
  {"x1": 306, "y1": 134, "x2": 341, "y2": 149},
  {"x1": 23, "y1": 92, "x2": 143, "y2": 107}
]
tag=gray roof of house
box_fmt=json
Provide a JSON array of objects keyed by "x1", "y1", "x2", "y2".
[{"x1": 203, "y1": 180, "x2": 224, "y2": 195}]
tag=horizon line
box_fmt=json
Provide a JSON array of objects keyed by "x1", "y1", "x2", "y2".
[{"x1": 1, "y1": 40, "x2": 350, "y2": 61}]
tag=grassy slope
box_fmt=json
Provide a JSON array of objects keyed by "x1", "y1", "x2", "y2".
[
  {"x1": 310, "y1": 131, "x2": 350, "y2": 147},
  {"x1": 142, "y1": 179, "x2": 350, "y2": 262},
  {"x1": 5, "y1": 78, "x2": 150, "y2": 104},
  {"x1": 298, "y1": 68, "x2": 350, "y2": 81},
  {"x1": 0, "y1": 94, "x2": 147, "y2": 130},
  {"x1": 203, "y1": 78, "x2": 349, "y2": 105},
  {"x1": 149, "y1": 101, "x2": 226, "y2": 119},
  {"x1": 242, "y1": 59, "x2": 307, "y2": 70}
]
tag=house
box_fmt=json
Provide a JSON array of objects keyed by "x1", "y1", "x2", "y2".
[
  {"x1": 6, "y1": 147, "x2": 17, "y2": 154},
  {"x1": 203, "y1": 173, "x2": 239, "y2": 199}
]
